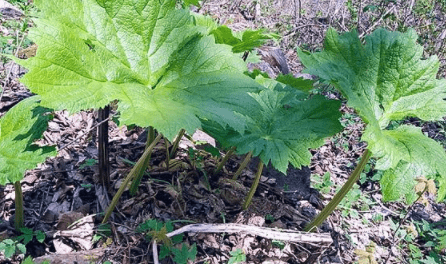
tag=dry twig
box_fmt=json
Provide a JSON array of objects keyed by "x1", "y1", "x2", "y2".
[{"x1": 166, "y1": 223, "x2": 333, "y2": 244}]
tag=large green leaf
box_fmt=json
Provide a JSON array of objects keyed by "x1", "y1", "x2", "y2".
[
  {"x1": 298, "y1": 28, "x2": 446, "y2": 201},
  {"x1": 204, "y1": 76, "x2": 342, "y2": 173},
  {"x1": 15, "y1": 0, "x2": 261, "y2": 140},
  {"x1": 298, "y1": 28, "x2": 446, "y2": 128},
  {"x1": 0, "y1": 96, "x2": 57, "y2": 185},
  {"x1": 367, "y1": 125, "x2": 446, "y2": 201}
]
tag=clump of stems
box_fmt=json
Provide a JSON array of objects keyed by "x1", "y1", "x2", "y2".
[{"x1": 102, "y1": 134, "x2": 162, "y2": 223}]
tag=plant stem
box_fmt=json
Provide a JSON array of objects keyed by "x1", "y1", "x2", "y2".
[
  {"x1": 170, "y1": 129, "x2": 185, "y2": 159},
  {"x1": 102, "y1": 134, "x2": 162, "y2": 224},
  {"x1": 98, "y1": 106, "x2": 110, "y2": 190},
  {"x1": 232, "y1": 151, "x2": 252, "y2": 180},
  {"x1": 163, "y1": 135, "x2": 170, "y2": 169},
  {"x1": 14, "y1": 181, "x2": 24, "y2": 230},
  {"x1": 215, "y1": 146, "x2": 236, "y2": 175},
  {"x1": 147, "y1": 126, "x2": 155, "y2": 148},
  {"x1": 304, "y1": 149, "x2": 372, "y2": 232},
  {"x1": 242, "y1": 160, "x2": 264, "y2": 210},
  {"x1": 130, "y1": 127, "x2": 156, "y2": 195}
]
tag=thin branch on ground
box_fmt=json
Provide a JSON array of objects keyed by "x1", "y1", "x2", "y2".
[
  {"x1": 166, "y1": 223, "x2": 333, "y2": 244},
  {"x1": 152, "y1": 241, "x2": 159, "y2": 264}
]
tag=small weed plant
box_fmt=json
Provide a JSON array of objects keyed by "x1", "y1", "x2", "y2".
[
  {"x1": 415, "y1": 219, "x2": 446, "y2": 259},
  {"x1": 228, "y1": 248, "x2": 246, "y2": 264},
  {"x1": 0, "y1": 227, "x2": 45, "y2": 259},
  {"x1": 311, "y1": 172, "x2": 333, "y2": 194},
  {"x1": 79, "y1": 159, "x2": 98, "y2": 170},
  {"x1": 137, "y1": 219, "x2": 197, "y2": 264},
  {"x1": 0, "y1": 239, "x2": 26, "y2": 259}
]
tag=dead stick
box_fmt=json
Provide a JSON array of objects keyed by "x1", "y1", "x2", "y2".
[
  {"x1": 165, "y1": 223, "x2": 333, "y2": 244},
  {"x1": 153, "y1": 241, "x2": 159, "y2": 264}
]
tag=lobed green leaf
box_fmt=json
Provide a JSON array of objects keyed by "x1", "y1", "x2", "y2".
[
  {"x1": 204, "y1": 76, "x2": 342, "y2": 173},
  {"x1": 16, "y1": 0, "x2": 262, "y2": 140},
  {"x1": 298, "y1": 28, "x2": 446, "y2": 128},
  {"x1": 299, "y1": 28, "x2": 446, "y2": 202},
  {"x1": 0, "y1": 96, "x2": 57, "y2": 185}
]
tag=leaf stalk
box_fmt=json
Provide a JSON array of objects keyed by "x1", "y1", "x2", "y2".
[
  {"x1": 304, "y1": 149, "x2": 372, "y2": 232},
  {"x1": 130, "y1": 127, "x2": 157, "y2": 195},
  {"x1": 215, "y1": 146, "x2": 236, "y2": 175},
  {"x1": 170, "y1": 129, "x2": 185, "y2": 159},
  {"x1": 102, "y1": 134, "x2": 162, "y2": 223},
  {"x1": 147, "y1": 126, "x2": 155, "y2": 148},
  {"x1": 163, "y1": 135, "x2": 170, "y2": 169},
  {"x1": 14, "y1": 181, "x2": 24, "y2": 230},
  {"x1": 242, "y1": 160, "x2": 264, "y2": 210},
  {"x1": 98, "y1": 106, "x2": 110, "y2": 190},
  {"x1": 233, "y1": 151, "x2": 253, "y2": 180}
]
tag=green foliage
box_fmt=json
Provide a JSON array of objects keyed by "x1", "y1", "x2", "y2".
[
  {"x1": 188, "y1": 147, "x2": 205, "y2": 170},
  {"x1": 137, "y1": 219, "x2": 195, "y2": 262},
  {"x1": 182, "y1": 0, "x2": 200, "y2": 7},
  {"x1": 171, "y1": 243, "x2": 197, "y2": 264},
  {"x1": 312, "y1": 172, "x2": 333, "y2": 194},
  {"x1": 6, "y1": 0, "x2": 28, "y2": 4},
  {"x1": 0, "y1": 11, "x2": 34, "y2": 59},
  {"x1": 21, "y1": 256, "x2": 35, "y2": 264},
  {"x1": 0, "y1": 239, "x2": 25, "y2": 259},
  {"x1": 92, "y1": 223, "x2": 112, "y2": 243},
  {"x1": 345, "y1": 0, "x2": 358, "y2": 22},
  {"x1": 298, "y1": 28, "x2": 446, "y2": 202},
  {"x1": 272, "y1": 240, "x2": 285, "y2": 249},
  {"x1": 363, "y1": 4, "x2": 378, "y2": 12},
  {"x1": 203, "y1": 75, "x2": 343, "y2": 173},
  {"x1": 15, "y1": 0, "x2": 262, "y2": 140},
  {"x1": 359, "y1": 161, "x2": 384, "y2": 184},
  {"x1": 228, "y1": 248, "x2": 246, "y2": 264},
  {"x1": 413, "y1": 0, "x2": 435, "y2": 16},
  {"x1": 265, "y1": 214, "x2": 275, "y2": 222},
  {"x1": 17, "y1": 227, "x2": 45, "y2": 245},
  {"x1": 203, "y1": 145, "x2": 221, "y2": 158},
  {"x1": 387, "y1": 219, "x2": 446, "y2": 264},
  {"x1": 79, "y1": 159, "x2": 97, "y2": 169},
  {"x1": 192, "y1": 14, "x2": 276, "y2": 63},
  {"x1": 0, "y1": 96, "x2": 57, "y2": 185},
  {"x1": 416, "y1": 219, "x2": 446, "y2": 252},
  {"x1": 81, "y1": 183, "x2": 93, "y2": 191},
  {"x1": 0, "y1": 227, "x2": 44, "y2": 259}
]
